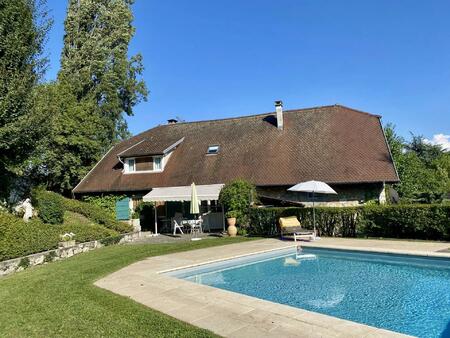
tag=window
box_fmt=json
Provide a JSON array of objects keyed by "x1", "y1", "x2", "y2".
[
  {"x1": 154, "y1": 156, "x2": 162, "y2": 170},
  {"x1": 207, "y1": 145, "x2": 219, "y2": 154},
  {"x1": 124, "y1": 156, "x2": 164, "y2": 173},
  {"x1": 126, "y1": 158, "x2": 135, "y2": 172}
]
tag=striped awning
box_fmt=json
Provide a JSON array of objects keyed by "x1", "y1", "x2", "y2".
[{"x1": 143, "y1": 184, "x2": 224, "y2": 202}]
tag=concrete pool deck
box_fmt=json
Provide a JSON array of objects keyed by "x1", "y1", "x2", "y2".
[{"x1": 95, "y1": 238, "x2": 450, "y2": 337}]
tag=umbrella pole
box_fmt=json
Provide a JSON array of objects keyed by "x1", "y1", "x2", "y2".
[{"x1": 312, "y1": 192, "x2": 316, "y2": 238}]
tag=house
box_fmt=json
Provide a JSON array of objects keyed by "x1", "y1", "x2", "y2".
[{"x1": 73, "y1": 102, "x2": 399, "y2": 232}]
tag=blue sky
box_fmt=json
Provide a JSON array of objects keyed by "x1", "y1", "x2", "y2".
[{"x1": 46, "y1": 0, "x2": 450, "y2": 148}]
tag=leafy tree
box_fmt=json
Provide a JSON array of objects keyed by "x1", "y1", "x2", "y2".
[
  {"x1": 24, "y1": 0, "x2": 148, "y2": 194},
  {"x1": 58, "y1": 0, "x2": 148, "y2": 145},
  {"x1": 0, "y1": 0, "x2": 51, "y2": 198},
  {"x1": 407, "y1": 134, "x2": 443, "y2": 165},
  {"x1": 384, "y1": 124, "x2": 450, "y2": 203},
  {"x1": 24, "y1": 82, "x2": 107, "y2": 193}
]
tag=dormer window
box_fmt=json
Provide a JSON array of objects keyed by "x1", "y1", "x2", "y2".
[
  {"x1": 124, "y1": 156, "x2": 164, "y2": 173},
  {"x1": 207, "y1": 145, "x2": 220, "y2": 154}
]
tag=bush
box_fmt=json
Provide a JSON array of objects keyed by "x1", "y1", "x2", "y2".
[
  {"x1": 33, "y1": 191, "x2": 132, "y2": 233},
  {"x1": 63, "y1": 197, "x2": 132, "y2": 233},
  {"x1": 32, "y1": 188, "x2": 64, "y2": 224},
  {"x1": 82, "y1": 194, "x2": 126, "y2": 218},
  {"x1": 248, "y1": 204, "x2": 450, "y2": 240},
  {"x1": 219, "y1": 179, "x2": 257, "y2": 226},
  {"x1": 60, "y1": 223, "x2": 117, "y2": 243},
  {"x1": 0, "y1": 212, "x2": 59, "y2": 261},
  {"x1": 361, "y1": 204, "x2": 450, "y2": 240},
  {"x1": 0, "y1": 210, "x2": 121, "y2": 261},
  {"x1": 100, "y1": 235, "x2": 123, "y2": 246},
  {"x1": 248, "y1": 207, "x2": 359, "y2": 237}
]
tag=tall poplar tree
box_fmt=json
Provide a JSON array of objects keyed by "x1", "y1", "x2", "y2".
[
  {"x1": 58, "y1": 0, "x2": 147, "y2": 146},
  {"x1": 26, "y1": 0, "x2": 148, "y2": 194},
  {"x1": 0, "y1": 0, "x2": 51, "y2": 198}
]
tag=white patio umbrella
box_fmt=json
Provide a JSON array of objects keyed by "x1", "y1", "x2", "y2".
[
  {"x1": 288, "y1": 181, "x2": 337, "y2": 237},
  {"x1": 190, "y1": 183, "x2": 201, "y2": 241},
  {"x1": 190, "y1": 182, "x2": 200, "y2": 214}
]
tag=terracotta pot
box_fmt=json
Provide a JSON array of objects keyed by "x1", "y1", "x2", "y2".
[
  {"x1": 227, "y1": 217, "x2": 236, "y2": 227},
  {"x1": 227, "y1": 224, "x2": 238, "y2": 237}
]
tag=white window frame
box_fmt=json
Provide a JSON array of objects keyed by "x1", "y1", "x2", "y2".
[
  {"x1": 153, "y1": 156, "x2": 162, "y2": 171},
  {"x1": 125, "y1": 158, "x2": 136, "y2": 173},
  {"x1": 207, "y1": 145, "x2": 220, "y2": 155},
  {"x1": 124, "y1": 156, "x2": 164, "y2": 174}
]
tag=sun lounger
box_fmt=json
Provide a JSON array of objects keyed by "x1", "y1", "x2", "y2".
[{"x1": 279, "y1": 216, "x2": 315, "y2": 241}]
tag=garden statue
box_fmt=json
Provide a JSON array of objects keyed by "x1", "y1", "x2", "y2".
[{"x1": 15, "y1": 198, "x2": 34, "y2": 222}]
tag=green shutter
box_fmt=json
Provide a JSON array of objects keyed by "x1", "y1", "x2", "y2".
[{"x1": 116, "y1": 197, "x2": 130, "y2": 220}]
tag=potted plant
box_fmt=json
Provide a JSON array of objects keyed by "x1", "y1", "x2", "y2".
[
  {"x1": 59, "y1": 232, "x2": 76, "y2": 248},
  {"x1": 226, "y1": 210, "x2": 238, "y2": 237}
]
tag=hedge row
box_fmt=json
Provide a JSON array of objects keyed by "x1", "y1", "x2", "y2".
[
  {"x1": 0, "y1": 212, "x2": 118, "y2": 261},
  {"x1": 35, "y1": 191, "x2": 132, "y2": 233},
  {"x1": 32, "y1": 189, "x2": 64, "y2": 224},
  {"x1": 248, "y1": 204, "x2": 450, "y2": 240}
]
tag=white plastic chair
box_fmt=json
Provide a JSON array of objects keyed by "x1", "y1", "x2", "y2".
[{"x1": 172, "y1": 212, "x2": 184, "y2": 235}]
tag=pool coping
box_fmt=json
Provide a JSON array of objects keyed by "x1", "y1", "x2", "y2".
[
  {"x1": 94, "y1": 239, "x2": 422, "y2": 337},
  {"x1": 300, "y1": 240, "x2": 450, "y2": 259}
]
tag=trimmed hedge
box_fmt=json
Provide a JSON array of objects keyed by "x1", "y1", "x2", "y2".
[
  {"x1": 0, "y1": 211, "x2": 120, "y2": 261},
  {"x1": 35, "y1": 191, "x2": 132, "y2": 233},
  {"x1": 33, "y1": 189, "x2": 64, "y2": 224},
  {"x1": 63, "y1": 198, "x2": 132, "y2": 233},
  {"x1": 0, "y1": 212, "x2": 59, "y2": 261},
  {"x1": 82, "y1": 194, "x2": 126, "y2": 218},
  {"x1": 248, "y1": 204, "x2": 450, "y2": 240},
  {"x1": 361, "y1": 204, "x2": 450, "y2": 240}
]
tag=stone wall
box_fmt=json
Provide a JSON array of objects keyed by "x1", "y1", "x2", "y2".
[
  {"x1": 257, "y1": 182, "x2": 386, "y2": 207},
  {"x1": 0, "y1": 232, "x2": 141, "y2": 278}
]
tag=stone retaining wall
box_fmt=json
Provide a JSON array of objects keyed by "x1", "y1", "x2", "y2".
[{"x1": 0, "y1": 232, "x2": 141, "y2": 277}]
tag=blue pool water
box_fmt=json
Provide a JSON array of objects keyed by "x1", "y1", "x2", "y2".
[{"x1": 170, "y1": 248, "x2": 450, "y2": 338}]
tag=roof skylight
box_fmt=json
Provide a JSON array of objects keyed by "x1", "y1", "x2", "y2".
[{"x1": 207, "y1": 145, "x2": 219, "y2": 154}]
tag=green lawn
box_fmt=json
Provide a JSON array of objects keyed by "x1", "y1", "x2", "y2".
[{"x1": 0, "y1": 237, "x2": 251, "y2": 338}]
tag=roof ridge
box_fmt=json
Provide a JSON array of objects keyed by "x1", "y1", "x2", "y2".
[
  {"x1": 155, "y1": 104, "x2": 340, "y2": 127},
  {"x1": 333, "y1": 104, "x2": 381, "y2": 118},
  {"x1": 128, "y1": 104, "x2": 380, "y2": 141}
]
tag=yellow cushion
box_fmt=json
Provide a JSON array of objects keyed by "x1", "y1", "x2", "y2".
[{"x1": 279, "y1": 216, "x2": 300, "y2": 228}]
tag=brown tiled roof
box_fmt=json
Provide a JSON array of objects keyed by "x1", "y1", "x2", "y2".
[
  {"x1": 73, "y1": 105, "x2": 399, "y2": 194},
  {"x1": 118, "y1": 136, "x2": 184, "y2": 157}
]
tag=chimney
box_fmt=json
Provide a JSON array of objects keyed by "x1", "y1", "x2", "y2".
[
  {"x1": 275, "y1": 100, "x2": 283, "y2": 130},
  {"x1": 167, "y1": 118, "x2": 178, "y2": 124}
]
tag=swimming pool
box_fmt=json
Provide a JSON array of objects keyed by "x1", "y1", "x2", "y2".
[{"x1": 168, "y1": 247, "x2": 450, "y2": 338}]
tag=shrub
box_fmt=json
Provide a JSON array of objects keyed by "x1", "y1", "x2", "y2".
[
  {"x1": 225, "y1": 210, "x2": 238, "y2": 218},
  {"x1": 0, "y1": 210, "x2": 120, "y2": 261},
  {"x1": 82, "y1": 194, "x2": 126, "y2": 218},
  {"x1": 361, "y1": 204, "x2": 450, "y2": 240},
  {"x1": 60, "y1": 223, "x2": 117, "y2": 243},
  {"x1": 248, "y1": 204, "x2": 450, "y2": 240},
  {"x1": 33, "y1": 190, "x2": 132, "y2": 233},
  {"x1": 219, "y1": 179, "x2": 257, "y2": 226},
  {"x1": 44, "y1": 251, "x2": 57, "y2": 263},
  {"x1": 62, "y1": 197, "x2": 132, "y2": 233},
  {"x1": 32, "y1": 188, "x2": 64, "y2": 224},
  {"x1": 100, "y1": 235, "x2": 123, "y2": 246},
  {"x1": 18, "y1": 257, "x2": 30, "y2": 269},
  {"x1": 0, "y1": 212, "x2": 60, "y2": 261}
]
